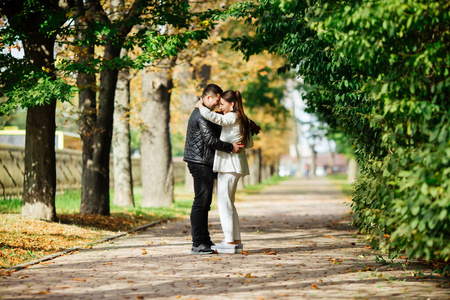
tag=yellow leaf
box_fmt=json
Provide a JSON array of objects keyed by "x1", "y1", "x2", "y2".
[{"x1": 38, "y1": 291, "x2": 50, "y2": 294}]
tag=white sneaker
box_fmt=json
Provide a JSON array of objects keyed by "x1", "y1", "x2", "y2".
[{"x1": 211, "y1": 240, "x2": 238, "y2": 254}]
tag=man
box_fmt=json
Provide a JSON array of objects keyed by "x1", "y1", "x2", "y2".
[{"x1": 184, "y1": 84, "x2": 243, "y2": 254}]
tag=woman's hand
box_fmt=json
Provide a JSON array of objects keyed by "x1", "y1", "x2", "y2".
[{"x1": 195, "y1": 99, "x2": 203, "y2": 108}]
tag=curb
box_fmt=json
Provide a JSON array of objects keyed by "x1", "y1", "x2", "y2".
[{"x1": 4, "y1": 217, "x2": 174, "y2": 273}]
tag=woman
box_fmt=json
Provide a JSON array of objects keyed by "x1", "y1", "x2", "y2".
[{"x1": 195, "y1": 90, "x2": 253, "y2": 254}]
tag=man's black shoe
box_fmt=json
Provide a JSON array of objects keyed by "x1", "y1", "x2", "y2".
[{"x1": 190, "y1": 244, "x2": 216, "y2": 254}]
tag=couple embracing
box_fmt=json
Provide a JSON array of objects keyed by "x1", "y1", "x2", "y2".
[{"x1": 183, "y1": 84, "x2": 256, "y2": 255}]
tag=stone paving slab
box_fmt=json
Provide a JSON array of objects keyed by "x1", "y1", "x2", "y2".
[{"x1": 1, "y1": 177, "x2": 449, "y2": 299}]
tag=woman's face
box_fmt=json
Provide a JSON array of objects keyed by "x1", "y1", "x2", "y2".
[{"x1": 219, "y1": 98, "x2": 234, "y2": 114}]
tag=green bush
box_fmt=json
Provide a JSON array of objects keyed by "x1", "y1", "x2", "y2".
[
  {"x1": 321, "y1": 0, "x2": 450, "y2": 261},
  {"x1": 226, "y1": 0, "x2": 450, "y2": 260}
]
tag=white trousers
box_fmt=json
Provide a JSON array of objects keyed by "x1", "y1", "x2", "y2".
[{"x1": 217, "y1": 172, "x2": 242, "y2": 242}]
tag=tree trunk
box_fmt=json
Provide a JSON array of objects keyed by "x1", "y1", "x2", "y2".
[
  {"x1": 293, "y1": 121, "x2": 303, "y2": 178},
  {"x1": 22, "y1": 102, "x2": 57, "y2": 221},
  {"x1": 113, "y1": 49, "x2": 134, "y2": 207},
  {"x1": 175, "y1": 61, "x2": 197, "y2": 193},
  {"x1": 311, "y1": 145, "x2": 317, "y2": 178},
  {"x1": 80, "y1": 40, "x2": 121, "y2": 215},
  {"x1": 140, "y1": 59, "x2": 175, "y2": 207},
  {"x1": 327, "y1": 140, "x2": 335, "y2": 175},
  {"x1": 76, "y1": 0, "x2": 137, "y2": 215},
  {"x1": 20, "y1": 24, "x2": 58, "y2": 221},
  {"x1": 347, "y1": 157, "x2": 358, "y2": 183},
  {"x1": 74, "y1": 0, "x2": 102, "y2": 215}
]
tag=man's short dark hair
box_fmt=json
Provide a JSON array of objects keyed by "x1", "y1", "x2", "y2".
[{"x1": 201, "y1": 84, "x2": 223, "y2": 98}]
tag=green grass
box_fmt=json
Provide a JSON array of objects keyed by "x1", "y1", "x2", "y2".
[
  {"x1": 0, "y1": 177, "x2": 286, "y2": 216},
  {"x1": 0, "y1": 183, "x2": 193, "y2": 219},
  {"x1": 0, "y1": 197, "x2": 22, "y2": 213},
  {"x1": 239, "y1": 176, "x2": 288, "y2": 194}
]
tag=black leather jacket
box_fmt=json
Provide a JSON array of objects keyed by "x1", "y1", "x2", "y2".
[{"x1": 183, "y1": 108, "x2": 233, "y2": 166}]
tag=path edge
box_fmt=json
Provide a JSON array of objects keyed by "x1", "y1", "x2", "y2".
[{"x1": 3, "y1": 217, "x2": 175, "y2": 273}]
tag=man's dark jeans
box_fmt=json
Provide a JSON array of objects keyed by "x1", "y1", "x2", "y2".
[{"x1": 187, "y1": 162, "x2": 216, "y2": 247}]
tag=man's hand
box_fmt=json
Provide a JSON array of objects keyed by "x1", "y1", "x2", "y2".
[{"x1": 232, "y1": 142, "x2": 244, "y2": 153}]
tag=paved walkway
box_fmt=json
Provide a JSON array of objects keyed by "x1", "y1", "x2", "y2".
[{"x1": 1, "y1": 177, "x2": 449, "y2": 299}]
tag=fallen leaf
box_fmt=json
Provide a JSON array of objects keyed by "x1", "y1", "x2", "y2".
[
  {"x1": 327, "y1": 257, "x2": 343, "y2": 263},
  {"x1": 244, "y1": 273, "x2": 258, "y2": 278},
  {"x1": 323, "y1": 235, "x2": 335, "y2": 238},
  {"x1": 142, "y1": 251, "x2": 148, "y2": 255},
  {"x1": 37, "y1": 291, "x2": 50, "y2": 294},
  {"x1": 311, "y1": 283, "x2": 318, "y2": 289},
  {"x1": 364, "y1": 265, "x2": 374, "y2": 271},
  {"x1": 205, "y1": 257, "x2": 222, "y2": 261},
  {"x1": 365, "y1": 245, "x2": 371, "y2": 249},
  {"x1": 72, "y1": 278, "x2": 86, "y2": 282},
  {"x1": 20, "y1": 275, "x2": 29, "y2": 279}
]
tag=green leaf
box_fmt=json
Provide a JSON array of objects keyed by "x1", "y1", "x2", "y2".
[{"x1": 411, "y1": 205, "x2": 420, "y2": 216}]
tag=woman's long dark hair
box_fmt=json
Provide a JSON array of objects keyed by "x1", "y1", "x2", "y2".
[{"x1": 221, "y1": 90, "x2": 251, "y2": 144}]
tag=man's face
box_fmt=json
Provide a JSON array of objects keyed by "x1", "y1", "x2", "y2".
[{"x1": 204, "y1": 93, "x2": 221, "y2": 110}]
